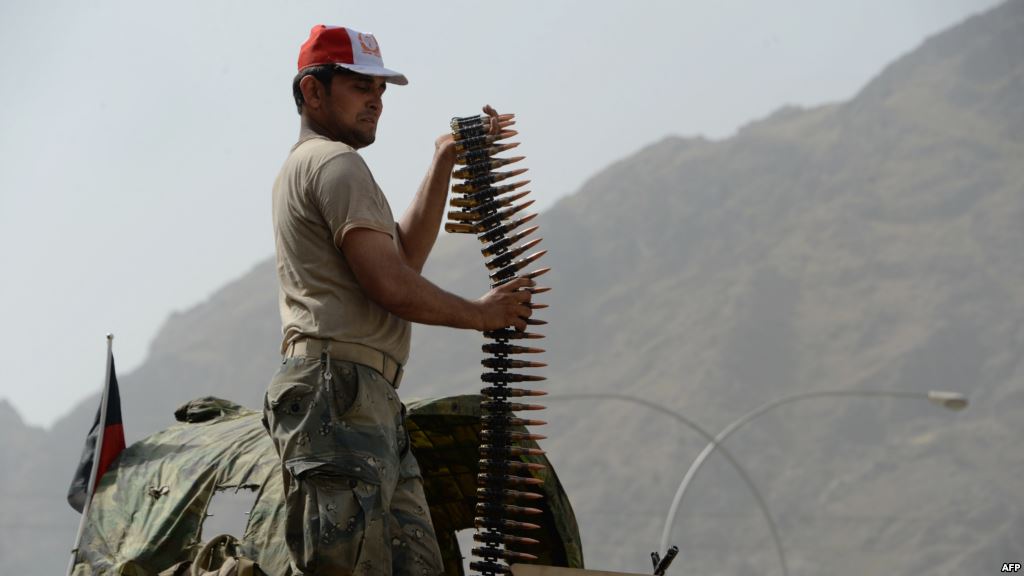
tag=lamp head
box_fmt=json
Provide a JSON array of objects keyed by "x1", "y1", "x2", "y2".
[{"x1": 927, "y1": 390, "x2": 968, "y2": 411}]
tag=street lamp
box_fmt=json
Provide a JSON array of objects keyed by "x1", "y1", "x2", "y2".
[
  {"x1": 545, "y1": 393, "x2": 787, "y2": 576},
  {"x1": 926, "y1": 390, "x2": 968, "y2": 411},
  {"x1": 657, "y1": 389, "x2": 968, "y2": 564}
]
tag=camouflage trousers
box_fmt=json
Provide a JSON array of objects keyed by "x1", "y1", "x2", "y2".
[{"x1": 263, "y1": 351, "x2": 444, "y2": 575}]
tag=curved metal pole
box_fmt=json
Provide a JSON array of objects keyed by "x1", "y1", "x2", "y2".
[
  {"x1": 546, "y1": 393, "x2": 788, "y2": 576},
  {"x1": 658, "y1": 389, "x2": 964, "y2": 558}
]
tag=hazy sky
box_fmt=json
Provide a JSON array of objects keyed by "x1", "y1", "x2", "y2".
[{"x1": 0, "y1": 0, "x2": 1002, "y2": 427}]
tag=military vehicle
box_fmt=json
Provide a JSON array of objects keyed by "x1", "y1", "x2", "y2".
[{"x1": 68, "y1": 395, "x2": 582, "y2": 575}]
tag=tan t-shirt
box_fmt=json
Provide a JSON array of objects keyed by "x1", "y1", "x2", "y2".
[{"x1": 272, "y1": 130, "x2": 410, "y2": 363}]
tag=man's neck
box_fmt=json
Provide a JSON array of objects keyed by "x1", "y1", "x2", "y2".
[
  {"x1": 299, "y1": 115, "x2": 331, "y2": 141},
  {"x1": 299, "y1": 114, "x2": 364, "y2": 150}
]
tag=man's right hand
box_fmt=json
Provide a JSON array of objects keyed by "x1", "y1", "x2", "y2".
[{"x1": 474, "y1": 277, "x2": 536, "y2": 331}]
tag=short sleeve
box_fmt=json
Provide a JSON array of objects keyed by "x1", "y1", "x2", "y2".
[{"x1": 309, "y1": 151, "x2": 394, "y2": 248}]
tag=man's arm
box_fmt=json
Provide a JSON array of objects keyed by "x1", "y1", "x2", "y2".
[
  {"x1": 396, "y1": 105, "x2": 509, "y2": 272},
  {"x1": 342, "y1": 227, "x2": 534, "y2": 331},
  {"x1": 395, "y1": 137, "x2": 457, "y2": 273}
]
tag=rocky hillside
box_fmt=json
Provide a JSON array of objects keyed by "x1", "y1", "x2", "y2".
[{"x1": 4, "y1": 2, "x2": 1023, "y2": 574}]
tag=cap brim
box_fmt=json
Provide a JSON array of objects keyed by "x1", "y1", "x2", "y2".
[{"x1": 334, "y1": 63, "x2": 408, "y2": 85}]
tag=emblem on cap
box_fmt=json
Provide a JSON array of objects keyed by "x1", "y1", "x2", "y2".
[{"x1": 358, "y1": 33, "x2": 382, "y2": 57}]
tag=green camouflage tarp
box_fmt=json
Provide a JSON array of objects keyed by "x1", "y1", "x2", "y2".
[{"x1": 70, "y1": 395, "x2": 582, "y2": 575}]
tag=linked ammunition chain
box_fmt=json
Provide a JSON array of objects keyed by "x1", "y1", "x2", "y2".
[{"x1": 446, "y1": 113, "x2": 550, "y2": 576}]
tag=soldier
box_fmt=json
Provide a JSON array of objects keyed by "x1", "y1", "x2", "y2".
[{"x1": 264, "y1": 25, "x2": 534, "y2": 575}]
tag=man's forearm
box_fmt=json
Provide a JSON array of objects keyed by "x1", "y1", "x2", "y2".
[
  {"x1": 368, "y1": 256, "x2": 480, "y2": 329},
  {"x1": 397, "y1": 146, "x2": 455, "y2": 273},
  {"x1": 343, "y1": 226, "x2": 531, "y2": 333}
]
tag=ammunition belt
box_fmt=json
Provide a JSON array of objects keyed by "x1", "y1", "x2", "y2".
[{"x1": 445, "y1": 112, "x2": 549, "y2": 576}]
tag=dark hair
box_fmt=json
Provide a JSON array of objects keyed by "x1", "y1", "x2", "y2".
[{"x1": 292, "y1": 65, "x2": 347, "y2": 114}]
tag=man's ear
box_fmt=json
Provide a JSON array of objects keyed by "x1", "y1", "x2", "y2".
[{"x1": 299, "y1": 75, "x2": 324, "y2": 111}]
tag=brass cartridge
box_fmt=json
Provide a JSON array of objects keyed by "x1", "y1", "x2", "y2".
[
  {"x1": 453, "y1": 123, "x2": 489, "y2": 140},
  {"x1": 476, "y1": 487, "x2": 544, "y2": 502},
  {"x1": 470, "y1": 547, "x2": 539, "y2": 562},
  {"x1": 450, "y1": 189, "x2": 529, "y2": 211},
  {"x1": 522, "y1": 266, "x2": 551, "y2": 280},
  {"x1": 452, "y1": 180, "x2": 528, "y2": 205},
  {"x1": 450, "y1": 198, "x2": 533, "y2": 227},
  {"x1": 450, "y1": 112, "x2": 514, "y2": 132},
  {"x1": 482, "y1": 343, "x2": 545, "y2": 355},
  {"x1": 480, "y1": 373, "x2": 547, "y2": 385},
  {"x1": 473, "y1": 517, "x2": 542, "y2": 531},
  {"x1": 479, "y1": 399, "x2": 544, "y2": 412},
  {"x1": 477, "y1": 472, "x2": 545, "y2": 487},
  {"x1": 489, "y1": 250, "x2": 548, "y2": 282},
  {"x1": 473, "y1": 532, "x2": 541, "y2": 546},
  {"x1": 484, "y1": 237, "x2": 542, "y2": 270},
  {"x1": 479, "y1": 429, "x2": 547, "y2": 442},
  {"x1": 455, "y1": 142, "x2": 519, "y2": 165},
  {"x1": 475, "y1": 502, "x2": 543, "y2": 517},
  {"x1": 444, "y1": 221, "x2": 481, "y2": 234},
  {"x1": 480, "y1": 401, "x2": 546, "y2": 412},
  {"x1": 452, "y1": 156, "x2": 525, "y2": 179},
  {"x1": 450, "y1": 114, "x2": 487, "y2": 130},
  {"x1": 480, "y1": 224, "x2": 538, "y2": 254},
  {"x1": 479, "y1": 459, "x2": 547, "y2": 473},
  {"x1": 453, "y1": 130, "x2": 516, "y2": 154},
  {"x1": 480, "y1": 386, "x2": 547, "y2": 398},
  {"x1": 477, "y1": 213, "x2": 537, "y2": 244},
  {"x1": 451, "y1": 168, "x2": 527, "y2": 194},
  {"x1": 481, "y1": 358, "x2": 547, "y2": 370},
  {"x1": 479, "y1": 444, "x2": 546, "y2": 458},
  {"x1": 480, "y1": 413, "x2": 547, "y2": 426}
]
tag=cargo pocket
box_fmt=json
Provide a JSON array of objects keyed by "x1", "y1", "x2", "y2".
[
  {"x1": 285, "y1": 474, "x2": 360, "y2": 573},
  {"x1": 265, "y1": 357, "x2": 363, "y2": 468},
  {"x1": 264, "y1": 358, "x2": 321, "y2": 463},
  {"x1": 286, "y1": 473, "x2": 383, "y2": 574},
  {"x1": 266, "y1": 358, "x2": 319, "y2": 415}
]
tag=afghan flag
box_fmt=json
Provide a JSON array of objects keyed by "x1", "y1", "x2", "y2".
[{"x1": 67, "y1": 344, "x2": 125, "y2": 513}]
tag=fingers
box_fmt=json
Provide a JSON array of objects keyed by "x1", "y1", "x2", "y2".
[
  {"x1": 483, "y1": 105, "x2": 514, "y2": 123},
  {"x1": 482, "y1": 104, "x2": 514, "y2": 136},
  {"x1": 511, "y1": 300, "x2": 535, "y2": 332},
  {"x1": 510, "y1": 278, "x2": 537, "y2": 331},
  {"x1": 496, "y1": 276, "x2": 534, "y2": 294},
  {"x1": 482, "y1": 104, "x2": 499, "y2": 136},
  {"x1": 479, "y1": 274, "x2": 545, "y2": 332}
]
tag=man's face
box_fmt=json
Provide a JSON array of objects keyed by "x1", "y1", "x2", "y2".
[{"x1": 321, "y1": 71, "x2": 387, "y2": 149}]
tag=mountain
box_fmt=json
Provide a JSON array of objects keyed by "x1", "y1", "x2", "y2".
[{"x1": 5, "y1": 2, "x2": 1023, "y2": 574}]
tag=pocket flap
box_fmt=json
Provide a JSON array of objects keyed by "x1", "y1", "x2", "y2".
[
  {"x1": 286, "y1": 453, "x2": 383, "y2": 486},
  {"x1": 266, "y1": 381, "x2": 315, "y2": 410}
]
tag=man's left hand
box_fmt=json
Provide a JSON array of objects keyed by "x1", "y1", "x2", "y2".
[{"x1": 434, "y1": 104, "x2": 515, "y2": 164}]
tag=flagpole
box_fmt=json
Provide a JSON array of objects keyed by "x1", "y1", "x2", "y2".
[{"x1": 66, "y1": 334, "x2": 114, "y2": 576}]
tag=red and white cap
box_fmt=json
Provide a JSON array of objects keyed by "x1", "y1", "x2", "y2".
[{"x1": 298, "y1": 25, "x2": 408, "y2": 85}]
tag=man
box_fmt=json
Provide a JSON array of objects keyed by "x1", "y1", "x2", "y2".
[{"x1": 263, "y1": 25, "x2": 534, "y2": 575}]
